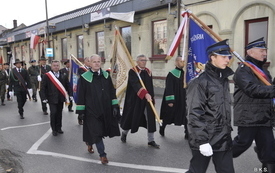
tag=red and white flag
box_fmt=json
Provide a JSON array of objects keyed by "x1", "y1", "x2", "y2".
[{"x1": 30, "y1": 34, "x2": 40, "y2": 49}]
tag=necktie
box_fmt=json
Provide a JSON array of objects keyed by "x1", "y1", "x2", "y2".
[
  {"x1": 55, "y1": 72, "x2": 59, "y2": 78},
  {"x1": 18, "y1": 68, "x2": 21, "y2": 73}
]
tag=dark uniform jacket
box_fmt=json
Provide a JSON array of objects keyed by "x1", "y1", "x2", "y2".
[
  {"x1": 60, "y1": 67, "x2": 69, "y2": 79},
  {"x1": 160, "y1": 67, "x2": 186, "y2": 125},
  {"x1": 40, "y1": 70, "x2": 72, "y2": 104},
  {"x1": 187, "y1": 62, "x2": 234, "y2": 151},
  {"x1": 39, "y1": 65, "x2": 51, "y2": 76},
  {"x1": 28, "y1": 65, "x2": 40, "y2": 77},
  {"x1": 9, "y1": 68, "x2": 31, "y2": 92},
  {"x1": 120, "y1": 67, "x2": 156, "y2": 133},
  {"x1": 234, "y1": 56, "x2": 275, "y2": 127},
  {"x1": 0, "y1": 70, "x2": 8, "y2": 85},
  {"x1": 76, "y1": 69, "x2": 120, "y2": 144}
]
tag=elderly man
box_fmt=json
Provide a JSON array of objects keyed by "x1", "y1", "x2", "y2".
[
  {"x1": 40, "y1": 60, "x2": 72, "y2": 136},
  {"x1": 232, "y1": 37, "x2": 275, "y2": 172},
  {"x1": 76, "y1": 54, "x2": 120, "y2": 164},
  {"x1": 120, "y1": 54, "x2": 160, "y2": 148}
]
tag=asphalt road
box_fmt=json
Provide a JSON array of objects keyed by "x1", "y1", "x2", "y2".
[{"x1": 0, "y1": 95, "x2": 265, "y2": 173}]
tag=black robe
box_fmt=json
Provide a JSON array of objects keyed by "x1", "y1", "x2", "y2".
[
  {"x1": 76, "y1": 69, "x2": 120, "y2": 144},
  {"x1": 120, "y1": 67, "x2": 156, "y2": 133},
  {"x1": 160, "y1": 68, "x2": 186, "y2": 125}
]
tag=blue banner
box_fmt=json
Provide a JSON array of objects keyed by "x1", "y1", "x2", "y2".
[
  {"x1": 186, "y1": 18, "x2": 216, "y2": 82},
  {"x1": 70, "y1": 59, "x2": 80, "y2": 102}
]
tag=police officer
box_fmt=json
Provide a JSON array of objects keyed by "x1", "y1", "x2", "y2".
[
  {"x1": 28, "y1": 59, "x2": 40, "y2": 102},
  {"x1": 232, "y1": 37, "x2": 275, "y2": 172},
  {"x1": 0, "y1": 64, "x2": 8, "y2": 105},
  {"x1": 38, "y1": 56, "x2": 51, "y2": 115},
  {"x1": 186, "y1": 40, "x2": 234, "y2": 173}
]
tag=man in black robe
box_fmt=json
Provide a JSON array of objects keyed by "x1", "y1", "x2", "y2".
[
  {"x1": 76, "y1": 54, "x2": 120, "y2": 164},
  {"x1": 159, "y1": 56, "x2": 187, "y2": 138},
  {"x1": 76, "y1": 57, "x2": 91, "y2": 125},
  {"x1": 120, "y1": 54, "x2": 160, "y2": 148}
]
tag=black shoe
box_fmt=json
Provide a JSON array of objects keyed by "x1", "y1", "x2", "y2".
[
  {"x1": 184, "y1": 133, "x2": 189, "y2": 140},
  {"x1": 57, "y1": 130, "x2": 64, "y2": 134},
  {"x1": 159, "y1": 126, "x2": 165, "y2": 136},
  {"x1": 69, "y1": 109, "x2": 74, "y2": 112},
  {"x1": 1, "y1": 103, "x2": 5, "y2": 106},
  {"x1": 254, "y1": 146, "x2": 258, "y2": 154},
  {"x1": 52, "y1": 131, "x2": 58, "y2": 136},
  {"x1": 20, "y1": 114, "x2": 24, "y2": 119},
  {"x1": 78, "y1": 118, "x2": 83, "y2": 125},
  {"x1": 43, "y1": 112, "x2": 48, "y2": 115},
  {"x1": 121, "y1": 133, "x2": 127, "y2": 143},
  {"x1": 148, "y1": 141, "x2": 160, "y2": 149}
]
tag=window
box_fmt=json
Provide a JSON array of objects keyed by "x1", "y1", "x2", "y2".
[
  {"x1": 62, "y1": 38, "x2": 68, "y2": 60},
  {"x1": 77, "y1": 35, "x2": 84, "y2": 58},
  {"x1": 21, "y1": 45, "x2": 25, "y2": 59},
  {"x1": 14, "y1": 46, "x2": 19, "y2": 60},
  {"x1": 29, "y1": 44, "x2": 33, "y2": 59},
  {"x1": 152, "y1": 19, "x2": 167, "y2": 57},
  {"x1": 245, "y1": 18, "x2": 268, "y2": 47},
  {"x1": 38, "y1": 42, "x2": 45, "y2": 58},
  {"x1": 121, "y1": 26, "x2": 132, "y2": 54},
  {"x1": 96, "y1": 31, "x2": 105, "y2": 59}
]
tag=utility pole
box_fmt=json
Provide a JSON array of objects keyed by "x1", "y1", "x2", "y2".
[{"x1": 45, "y1": 0, "x2": 51, "y2": 61}]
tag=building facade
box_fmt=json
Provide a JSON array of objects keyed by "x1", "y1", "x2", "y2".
[{"x1": 0, "y1": 0, "x2": 274, "y2": 90}]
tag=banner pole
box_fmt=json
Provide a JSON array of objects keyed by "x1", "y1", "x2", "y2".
[
  {"x1": 189, "y1": 12, "x2": 271, "y2": 86},
  {"x1": 116, "y1": 29, "x2": 162, "y2": 126}
]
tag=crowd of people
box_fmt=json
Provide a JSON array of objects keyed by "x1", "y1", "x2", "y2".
[{"x1": 0, "y1": 37, "x2": 275, "y2": 172}]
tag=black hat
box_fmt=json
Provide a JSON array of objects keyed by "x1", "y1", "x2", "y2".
[
  {"x1": 39, "y1": 56, "x2": 47, "y2": 61},
  {"x1": 13, "y1": 59, "x2": 22, "y2": 65},
  {"x1": 206, "y1": 39, "x2": 231, "y2": 57},
  {"x1": 64, "y1": 60, "x2": 69, "y2": 65},
  {"x1": 30, "y1": 59, "x2": 36, "y2": 63},
  {"x1": 245, "y1": 37, "x2": 267, "y2": 50}
]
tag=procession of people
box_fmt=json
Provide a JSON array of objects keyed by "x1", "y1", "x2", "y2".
[{"x1": 0, "y1": 38, "x2": 275, "y2": 172}]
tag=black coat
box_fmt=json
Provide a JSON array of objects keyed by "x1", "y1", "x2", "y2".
[
  {"x1": 234, "y1": 56, "x2": 275, "y2": 127},
  {"x1": 76, "y1": 69, "x2": 120, "y2": 144},
  {"x1": 160, "y1": 68, "x2": 186, "y2": 125},
  {"x1": 60, "y1": 67, "x2": 69, "y2": 79},
  {"x1": 186, "y1": 63, "x2": 234, "y2": 151},
  {"x1": 120, "y1": 67, "x2": 156, "y2": 133},
  {"x1": 40, "y1": 70, "x2": 72, "y2": 104},
  {"x1": 38, "y1": 65, "x2": 51, "y2": 76},
  {"x1": 9, "y1": 68, "x2": 31, "y2": 92}
]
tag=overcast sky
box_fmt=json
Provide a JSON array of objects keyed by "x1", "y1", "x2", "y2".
[{"x1": 1, "y1": 0, "x2": 101, "y2": 28}]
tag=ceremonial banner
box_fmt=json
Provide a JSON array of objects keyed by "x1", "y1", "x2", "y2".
[
  {"x1": 70, "y1": 56, "x2": 81, "y2": 102},
  {"x1": 186, "y1": 18, "x2": 216, "y2": 82},
  {"x1": 110, "y1": 29, "x2": 133, "y2": 98}
]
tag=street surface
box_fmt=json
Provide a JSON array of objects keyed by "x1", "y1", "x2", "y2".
[{"x1": 0, "y1": 95, "x2": 265, "y2": 173}]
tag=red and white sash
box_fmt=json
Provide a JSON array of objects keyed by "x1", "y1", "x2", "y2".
[{"x1": 46, "y1": 71, "x2": 70, "y2": 104}]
